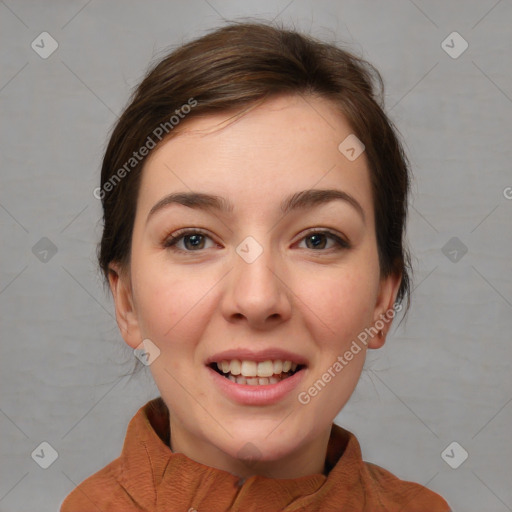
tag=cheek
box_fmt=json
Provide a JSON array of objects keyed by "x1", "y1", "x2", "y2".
[
  {"x1": 296, "y1": 264, "x2": 378, "y2": 347},
  {"x1": 132, "y1": 262, "x2": 217, "y2": 345}
]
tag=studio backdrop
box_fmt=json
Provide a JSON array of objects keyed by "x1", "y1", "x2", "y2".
[{"x1": 0, "y1": 1, "x2": 511, "y2": 511}]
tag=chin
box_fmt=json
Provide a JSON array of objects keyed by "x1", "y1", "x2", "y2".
[{"x1": 225, "y1": 428, "x2": 306, "y2": 464}]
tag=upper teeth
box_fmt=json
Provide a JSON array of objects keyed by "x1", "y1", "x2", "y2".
[{"x1": 216, "y1": 360, "x2": 298, "y2": 377}]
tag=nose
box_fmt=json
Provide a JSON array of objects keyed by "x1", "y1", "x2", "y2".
[{"x1": 221, "y1": 240, "x2": 293, "y2": 329}]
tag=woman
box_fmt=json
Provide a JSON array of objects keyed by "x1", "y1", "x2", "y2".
[{"x1": 62, "y1": 22, "x2": 450, "y2": 511}]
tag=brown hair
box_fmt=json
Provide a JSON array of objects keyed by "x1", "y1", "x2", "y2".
[{"x1": 98, "y1": 21, "x2": 412, "y2": 308}]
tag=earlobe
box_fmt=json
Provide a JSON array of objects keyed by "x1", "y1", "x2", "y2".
[
  {"x1": 368, "y1": 271, "x2": 402, "y2": 349},
  {"x1": 108, "y1": 263, "x2": 142, "y2": 349}
]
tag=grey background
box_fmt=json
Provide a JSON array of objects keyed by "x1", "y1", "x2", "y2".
[{"x1": 1, "y1": 1, "x2": 511, "y2": 510}]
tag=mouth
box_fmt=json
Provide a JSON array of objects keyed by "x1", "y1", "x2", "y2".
[{"x1": 208, "y1": 359, "x2": 306, "y2": 386}]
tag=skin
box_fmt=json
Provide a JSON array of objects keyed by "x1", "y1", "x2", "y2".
[{"x1": 109, "y1": 94, "x2": 401, "y2": 480}]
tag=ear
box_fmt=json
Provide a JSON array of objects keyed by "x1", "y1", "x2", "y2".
[
  {"x1": 368, "y1": 270, "x2": 402, "y2": 349},
  {"x1": 108, "y1": 262, "x2": 142, "y2": 349}
]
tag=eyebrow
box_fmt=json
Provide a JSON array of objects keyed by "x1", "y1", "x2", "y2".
[{"x1": 147, "y1": 189, "x2": 365, "y2": 224}]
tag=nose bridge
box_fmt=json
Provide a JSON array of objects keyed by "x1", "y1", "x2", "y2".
[{"x1": 225, "y1": 234, "x2": 292, "y2": 325}]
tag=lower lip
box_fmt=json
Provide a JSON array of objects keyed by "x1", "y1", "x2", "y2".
[{"x1": 207, "y1": 366, "x2": 306, "y2": 406}]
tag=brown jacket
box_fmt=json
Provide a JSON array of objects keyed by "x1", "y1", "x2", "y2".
[{"x1": 61, "y1": 398, "x2": 450, "y2": 511}]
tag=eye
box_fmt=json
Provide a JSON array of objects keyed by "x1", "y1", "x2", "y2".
[
  {"x1": 163, "y1": 228, "x2": 349, "y2": 253},
  {"x1": 163, "y1": 229, "x2": 217, "y2": 252},
  {"x1": 297, "y1": 230, "x2": 350, "y2": 251}
]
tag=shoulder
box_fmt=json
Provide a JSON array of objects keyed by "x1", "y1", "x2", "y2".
[
  {"x1": 323, "y1": 424, "x2": 450, "y2": 511},
  {"x1": 60, "y1": 458, "x2": 138, "y2": 511},
  {"x1": 60, "y1": 399, "x2": 169, "y2": 511},
  {"x1": 361, "y1": 461, "x2": 451, "y2": 511}
]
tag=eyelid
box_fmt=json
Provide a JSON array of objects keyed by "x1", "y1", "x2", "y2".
[{"x1": 164, "y1": 227, "x2": 210, "y2": 242}]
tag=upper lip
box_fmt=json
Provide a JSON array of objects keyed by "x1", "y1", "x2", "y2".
[{"x1": 206, "y1": 348, "x2": 308, "y2": 366}]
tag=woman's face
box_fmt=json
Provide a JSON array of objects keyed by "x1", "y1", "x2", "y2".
[{"x1": 110, "y1": 94, "x2": 400, "y2": 478}]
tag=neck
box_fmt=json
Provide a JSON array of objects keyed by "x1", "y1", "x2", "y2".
[{"x1": 169, "y1": 418, "x2": 332, "y2": 480}]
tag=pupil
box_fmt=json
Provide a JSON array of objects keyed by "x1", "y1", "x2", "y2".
[
  {"x1": 185, "y1": 234, "x2": 204, "y2": 250},
  {"x1": 307, "y1": 234, "x2": 326, "y2": 249}
]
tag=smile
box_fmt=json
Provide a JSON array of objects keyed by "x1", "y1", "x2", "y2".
[{"x1": 210, "y1": 359, "x2": 304, "y2": 386}]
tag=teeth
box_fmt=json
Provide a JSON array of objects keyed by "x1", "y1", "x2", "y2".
[
  {"x1": 241, "y1": 360, "x2": 258, "y2": 377},
  {"x1": 230, "y1": 359, "x2": 241, "y2": 375},
  {"x1": 215, "y1": 359, "x2": 300, "y2": 378},
  {"x1": 257, "y1": 360, "x2": 274, "y2": 377},
  {"x1": 227, "y1": 374, "x2": 292, "y2": 386}
]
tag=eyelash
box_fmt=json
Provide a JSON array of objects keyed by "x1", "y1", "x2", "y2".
[{"x1": 163, "y1": 228, "x2": 350, "y2": 253}]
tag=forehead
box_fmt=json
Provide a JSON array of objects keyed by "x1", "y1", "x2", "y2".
[{"x1": 137, "y1": 94, "x2": 373, "y2": 220}]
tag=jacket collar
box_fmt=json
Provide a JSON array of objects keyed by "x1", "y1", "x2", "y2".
[{"x1": 116, "y1": 397, "x2": 365, "y2": 510}]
